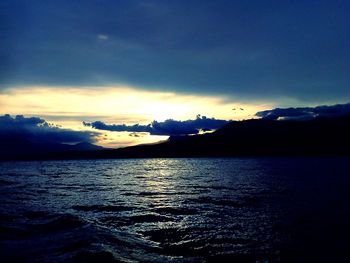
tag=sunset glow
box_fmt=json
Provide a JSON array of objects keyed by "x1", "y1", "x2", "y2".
[{"x1": 0, "y1": 86, "x2": 272, "y2": 147}]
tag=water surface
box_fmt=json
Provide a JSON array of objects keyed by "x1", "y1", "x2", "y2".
[{"x1": 1, "y1": 158, "x2": 350, "y2": 262}]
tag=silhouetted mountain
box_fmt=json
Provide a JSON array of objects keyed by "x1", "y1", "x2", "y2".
[
  {"x1": 2, "y1": 116, "x2": 350, "y2": 160},
  {"x1": 0, "y1": 141, "x2": 104, "y2": 160},
  {"x1": 100, "y1": 115, "x2": 350, "y2": 158},
  {"x1": 73, "y1": 142, "x2": 105, "y2": 151}
]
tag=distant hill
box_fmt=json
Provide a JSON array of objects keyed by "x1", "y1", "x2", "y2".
[
  {"x1": 0, "y1": 140, "x2": 104, "y2": 160},
  {"x1": 2, "y1": 116, "x2": 350, "y2": 160},
  {"x1": 101, "y1": 115, "x2": 350, "y2": 158}
]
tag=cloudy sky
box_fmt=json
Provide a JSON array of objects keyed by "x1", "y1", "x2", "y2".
[{"x1": 0, "y1": 0, "x2": 349, "y2": 147}]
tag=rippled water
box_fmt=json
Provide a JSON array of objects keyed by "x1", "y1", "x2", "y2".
[{"x1": 1, "y1": 158, "x2": 350, "y2": 262}]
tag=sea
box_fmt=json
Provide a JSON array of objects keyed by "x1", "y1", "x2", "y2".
[{"x1": 1, "y1": 157, "x2": 350, "y2": 262}]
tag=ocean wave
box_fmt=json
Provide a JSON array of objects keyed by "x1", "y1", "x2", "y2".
[{"x1": 72, "y1": 205, "x2": 133, "y2": 212}]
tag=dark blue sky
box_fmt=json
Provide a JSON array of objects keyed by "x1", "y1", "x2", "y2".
[{"x1": 1, "y1": 0, "x2": 349, "y2": 102}]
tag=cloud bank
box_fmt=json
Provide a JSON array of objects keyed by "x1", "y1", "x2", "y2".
[
  {"x1": 1, "y1": 1, "x2": 349, "y2": 102},
  {"x1": 0, "y1": 114, "x2": 99, "y2": 144},
  {"x1": 83, "y1": 115, "x2": 229, "y2": 136},
  {"x1": 256, "y1": 103, "x2": 350, "y2": 120}
]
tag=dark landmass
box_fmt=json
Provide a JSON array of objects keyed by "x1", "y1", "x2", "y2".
[
  {"x1": 2, "y1": 116, "x2": 350, "y2": 160},
  {"x1": 0, "y1": 141, "x2": 104, "y2": 160}
]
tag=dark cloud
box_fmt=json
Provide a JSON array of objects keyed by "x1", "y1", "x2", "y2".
[
  {"x1": 83, "y1": 121, "x2": 153, "y2": 133},
  {"x1": 0, "y1": 114, "x2": 99, "y2": 144},
  {"x1": 255, "y1": 103, "x2": 350, "y2": 120},
  {"x1": 83, "y1": 115, "x2": 229, "y2": 136},
  {"x1": 129, "y1": 132, "x2": 148, "y2": 138},
  {"x1": 1, "y1": 0, "x2": 349, "y2": 102}
]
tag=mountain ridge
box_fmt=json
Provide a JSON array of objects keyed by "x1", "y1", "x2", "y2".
[{"x1": 1, "y1": 115, "x2": 350, "y2": 160}]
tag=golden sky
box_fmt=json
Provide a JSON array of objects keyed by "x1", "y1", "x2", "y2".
[{"x1": 0, "y1": 86, "x2": 273, "y2": 147}]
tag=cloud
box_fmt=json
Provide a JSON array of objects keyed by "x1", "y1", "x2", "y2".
[
  {"x1": 97, "y1": 34, "x2": 109, "y2": 40},
  {"x1": 0, "y1": 114, "x2": 99, "y2": 144},
  {"x1": 83, "y1": 115, "x2": 229, "y2": 136},
  {"x1": 1, "y1": 1, "x2": 348, "y2": 102},
  {"x1": 129, "y1": 132, "x2": 148, "y2": 137},
  {"x1": 255, "y1": 103, "x2": 350, "y2": 120},
  {"x1": 83, "y1": 121, "x2": 152, "y2": 133}
]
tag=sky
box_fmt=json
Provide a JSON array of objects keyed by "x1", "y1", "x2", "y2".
[{"x1": 0, "y1": 0, "x2": 349, "y2": 147}]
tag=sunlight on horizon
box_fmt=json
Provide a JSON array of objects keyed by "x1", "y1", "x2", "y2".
[{"x1": 0, "y1": 85, "x2": 272, "y2": 147}]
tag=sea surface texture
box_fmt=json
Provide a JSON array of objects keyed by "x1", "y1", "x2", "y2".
[{"x1": 1, "y1": 158, "x2": 350, "y2": 262}]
